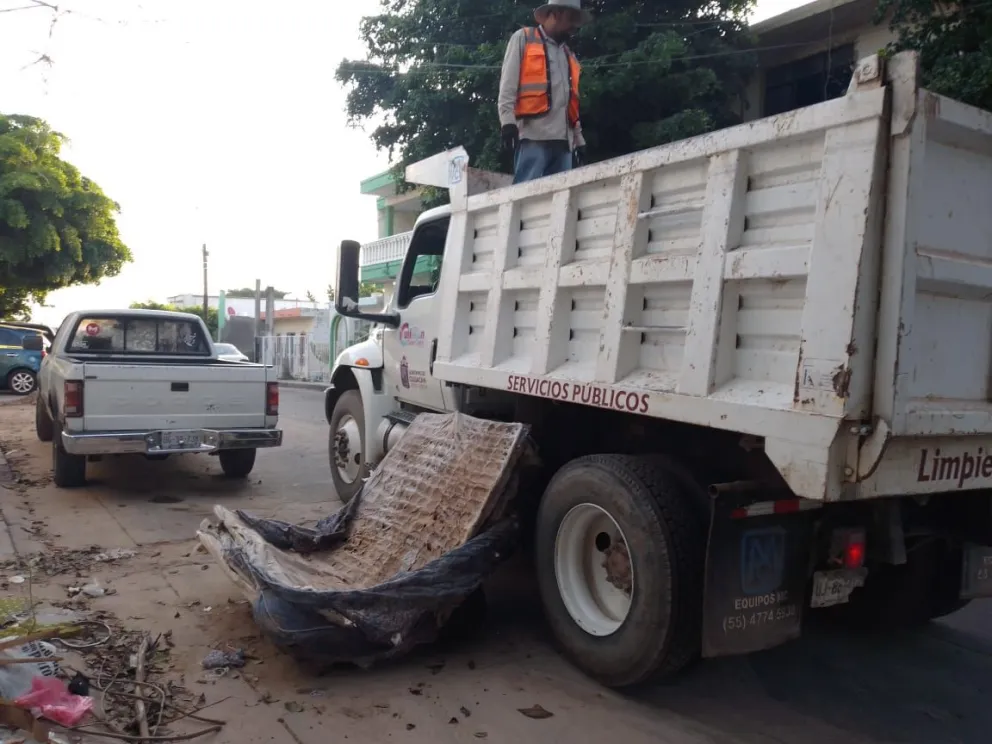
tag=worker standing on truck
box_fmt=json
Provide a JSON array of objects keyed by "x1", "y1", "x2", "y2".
[{"x1": 498, "y1": 0, "x2": 591, "y2": 184}]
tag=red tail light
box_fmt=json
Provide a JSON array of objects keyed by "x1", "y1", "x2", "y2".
[
  {"x1": 266, "y1": 382, "x2": 279, "y2": 416},
  {"x1": 64, "y1": 380, "x2": 84, "y2": 418},
  {"x1": 844, "y1": 536, "x2": 866, "y2": 569}
]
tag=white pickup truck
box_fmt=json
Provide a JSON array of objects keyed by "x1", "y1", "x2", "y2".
[
  {"x1": 36, "y1": 309, "x2": 282, "y2": 487},
  {"x1": 328, "y1": 52, "x2": 992, "y2": 688}
]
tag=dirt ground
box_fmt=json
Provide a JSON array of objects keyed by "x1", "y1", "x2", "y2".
[{"x1": 3, "y1": 390, "x2": 992, "y2": 744}]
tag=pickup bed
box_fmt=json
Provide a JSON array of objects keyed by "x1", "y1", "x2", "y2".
[{"x1": 37, "y1": 309, "x2": 282, "y2": 487}]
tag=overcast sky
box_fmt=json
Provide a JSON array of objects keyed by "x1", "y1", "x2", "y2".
[{"x1": 0, "y1": 0, "x2": 800, "y2": 327}]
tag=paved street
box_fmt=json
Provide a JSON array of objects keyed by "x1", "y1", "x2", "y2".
[{"x1": 1, "y1": 388, "x2": 992, "y2": 743}]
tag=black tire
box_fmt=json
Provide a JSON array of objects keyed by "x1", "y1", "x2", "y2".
[
  {"x1": 535, "y1": 455, "x2": 706, "y2": 688},
  {"x1": 830, "y1": 538, "x2": 969, "y2": 630},
  {"x1": 219, "y1": 448, "x2": 257, "y2": 478},
  {"x1": 52, "y1": 435, "x2": 86, "y2": 488},
  {"x1": 6, "y1": 368, "x2": 36, "y2": 396},
  {"x1": 328, "y1": 390, "x2": 369, "y2": 503},
  {"x1": 35, "y1": 395, "x2": 53, "y2": 442}
]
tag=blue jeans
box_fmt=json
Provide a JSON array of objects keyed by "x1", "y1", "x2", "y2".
[{"x1": 513, "y1": 139, "x2": 572, "y2": 184}]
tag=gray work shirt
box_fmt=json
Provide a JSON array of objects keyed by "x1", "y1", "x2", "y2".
[{"x1": 498, "y1": 26, "x2": 586, "y2": 149}]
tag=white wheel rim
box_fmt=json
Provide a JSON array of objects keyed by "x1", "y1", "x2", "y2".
[
  {"x1": 333, "y1": 415, "x2": 362, "y2": 483},
  {"x1": 10, "y1": 372, "x2": 34, "y2": 394},
  {"x1": 554, "y1": 503, "x2": 633, "y2": 636}
]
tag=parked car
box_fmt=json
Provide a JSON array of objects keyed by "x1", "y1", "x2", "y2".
[
  {"x1": 37, "y1": 309, "x2": 282, "y2": 487},
  {"x1": 0, "y1": 321, "x2": 55, "y2": 344},
  {"x1": 0, "y1": 324, "x2": 46, "y2": 395},
  {"x1": 214, "y1": 342, "x2": 250, "y2": 363}
]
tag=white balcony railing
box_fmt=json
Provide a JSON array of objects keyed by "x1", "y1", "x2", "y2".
[{"x1": 360, "y1": 231, "x2": 412, "y2": 267}]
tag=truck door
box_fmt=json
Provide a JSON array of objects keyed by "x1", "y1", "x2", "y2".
[{"x1": 383, "y1": 216, "x2": 449, "y2": 411}]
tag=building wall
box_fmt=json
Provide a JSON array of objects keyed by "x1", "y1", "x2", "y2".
[
  {"x1": 742, "y1": 21, "x2": 897, "y2": 121},
  {"x1": 272, "y1": 316, "x2": 317, "y2": 336}
]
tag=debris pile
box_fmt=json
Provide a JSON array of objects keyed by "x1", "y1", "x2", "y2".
[
  {"x1": 199, "y1": 412, "x2": 530, "y2": 667},
  {"x1": 1, "y1": 546, "x2": 137, "y2": 580},
  {"x1": 0, "y1": 605, "x2": 227, "y2": 742}
]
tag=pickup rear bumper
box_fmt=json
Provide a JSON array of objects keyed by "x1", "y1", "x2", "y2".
[{"x1": 60, "y1": 428, "x2": 283, "y2": 456}]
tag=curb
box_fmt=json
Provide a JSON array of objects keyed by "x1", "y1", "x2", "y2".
[{"x1": 278, "y1": 380, "x2": 328, "y2": 392}]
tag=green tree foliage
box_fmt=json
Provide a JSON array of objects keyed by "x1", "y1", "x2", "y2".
[
  {"x1": 0, "y1": 114, "x2": 131, "y2": 319},
  {"x1": 336, "y1": 0, "x2": 756, "y2": 175},
  {"x1": 129, "y1": 300, "x2": 219, "y2": 337},
  {"x1": 225, "y1": 287, "x2": 289, "y2": 299},
  {"x1": 327, "y1": 282, "x2": 380, "y2": 303},
  {"x1": 878, "y1": 0, "x2": 992, "y2": 111}
]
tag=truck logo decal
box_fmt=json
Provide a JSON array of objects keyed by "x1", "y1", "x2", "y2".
[
  {"x1": 506, "y1": 374, "x2": 649, "y2": 414},
  {"x1": 740, "y1": 527, "x2": 786, "y2": 596},
  {"x1": 398, "y1": 323, "x2": 425, "y2": 347},
  {"x1": 917, "y1": 447, "x2": 992, "y2": 489}
]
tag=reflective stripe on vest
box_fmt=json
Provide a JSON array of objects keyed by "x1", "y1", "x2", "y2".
[{"x1": 514, "y1": 26, "x2": 581, "y2": 127}]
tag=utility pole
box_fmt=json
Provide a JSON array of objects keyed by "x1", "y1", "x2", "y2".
[{"x1": 201, "y1": 244, "x2": 209, "y2": 317}]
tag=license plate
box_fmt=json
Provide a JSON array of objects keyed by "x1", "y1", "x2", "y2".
[
  {"x1": 810, "y1": 568, "x2": 867, "y2": 608},
  {"x1": 960, "y1": 543, "x2": 992, "y2": 599},
  {"x1": 161, "y1": 431, "x2": 202, "y2": 450}
]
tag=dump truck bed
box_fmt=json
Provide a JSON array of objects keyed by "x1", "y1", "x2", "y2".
[{"x1": 410, "y1": 53, "x2": 992, "y2": 502}]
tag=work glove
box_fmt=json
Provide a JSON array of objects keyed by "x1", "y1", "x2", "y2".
[
  {"x1": 501, "y1": 124, "x2": 519, "y2": 156},
  {"x1": 572, "y1": 146, "x2": 586, "y2": 168}
]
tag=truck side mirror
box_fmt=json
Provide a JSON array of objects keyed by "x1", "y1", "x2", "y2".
[
  {"x1": 336, "y1": 240, "x2": 361, "y2": 314},
  {"x1": 21, "y1": 334, "x2": 43, "y2": 351},
  {"x1": 334, "y1": 239, "x2": 401, "y2": 328}
]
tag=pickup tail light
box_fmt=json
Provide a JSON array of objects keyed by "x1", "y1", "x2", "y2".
[
  {"x1": 266, "y1": 382, "x2": 279, "y2": 417},
  {"x1": 64, "y1": 381, "x2": 84, "y2": 418}
]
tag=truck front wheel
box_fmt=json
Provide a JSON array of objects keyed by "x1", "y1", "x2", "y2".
[
  {"x1": 219, "y1": 448, "x2": 257, "y2": 478},
  {"x1": 328, "y1": 390, "x2": 369, "y2": 503},
  {"x1": 52, "y1": 435, "x2": 86, "y2": 488},
  {"x1": 535, "y1": 455, "x2": 706, "y2": 688}
]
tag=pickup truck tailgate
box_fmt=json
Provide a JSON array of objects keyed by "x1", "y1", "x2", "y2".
[{"x1": 79, "y1": 363, "x2": 270, "y2": 431}]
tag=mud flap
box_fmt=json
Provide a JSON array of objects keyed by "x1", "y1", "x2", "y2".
[{"x1": 701, "y1": 496, "x2": 816, "y2": 658}]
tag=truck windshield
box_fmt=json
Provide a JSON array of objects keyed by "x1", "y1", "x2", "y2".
[{"x1": 66, "y1": 316, "x2": 211, "y2": 356}]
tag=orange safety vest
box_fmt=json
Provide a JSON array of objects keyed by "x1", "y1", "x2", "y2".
[{"x1": 514, "y1": 26, "x2": 581, "y2": 128}]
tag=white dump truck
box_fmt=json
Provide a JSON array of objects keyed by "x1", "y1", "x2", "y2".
[{"x1": 327, "y1": 52, "x2": 992, "y2": 687}]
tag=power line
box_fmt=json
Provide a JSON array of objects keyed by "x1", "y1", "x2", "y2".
[{"x1": 339, "y1": 40, "x2": 812, "y2": 77}]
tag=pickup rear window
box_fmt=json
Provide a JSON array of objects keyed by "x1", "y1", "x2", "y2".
[{"x1": 66, "y1": 317, "x2": 210, "y2": 356}]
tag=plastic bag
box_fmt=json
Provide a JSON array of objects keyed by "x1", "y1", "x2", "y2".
[
  {"x1": 14, "y1": 677, "x2": 93, "y2": 727},
  {"x1": 0, "y1": 641, "x2": 61, "y2": 701}
]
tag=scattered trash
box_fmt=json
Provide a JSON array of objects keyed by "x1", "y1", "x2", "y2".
[
  {"x1": 81, "y1": 581, "x2": 105, "y2": 598},
  {"x1": 93, "y1": 548, "x2": 136, "y2": 563},
  {"x1": 518, "y1": 705, "x2": 554, "y2": 720},
  {"x1": 14, "y1": 676, "x2": 93, "y2": 727},
  {"x1": 460, "y1": 706, "x2": 471, "y2": 718},
  {"x1": 198, "y1": 412, "x2": 529, "y2": 667},
  {"x1": 284, "y1": 701, "x2": 303, "y2": 713},
  {"x1": 66, "y1": 671, "x2": 89, "y2": 696},
  {"x1": 201, "y1": 648, "x2": 246, "y2": 670},
  {"x1": 9, "y1": 576, "x2": 25, "y2": 585},
  {"x1": 0, "y1": 640, "x2": 61, "y2": 700}
]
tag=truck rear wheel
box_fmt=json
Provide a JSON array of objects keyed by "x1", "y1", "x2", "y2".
[
  {"x1": 328, "y1": 390, "x2": 368, "y2": 503},
  {"x1": 219, "y1": 448, "x2": 257, "y2": 478},
  {"x1": 35, "y1": 395, "x2": 53, "y2": 442},
  {"x1": 535, "y1": 455, "x2": 706, "y2": 688},
  {"x1": 52, "y1": 435, "x2": 86, "y2": 488}
]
